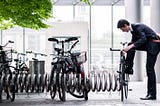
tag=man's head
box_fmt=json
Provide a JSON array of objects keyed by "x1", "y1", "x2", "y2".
[{"x1": 117, "y1": 19, "x2": 130, "y2": 32}]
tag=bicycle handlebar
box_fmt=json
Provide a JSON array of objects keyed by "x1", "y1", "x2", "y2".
[
  {"x1": 69, "y1": 40, "x2": 79, "y2": 52},
  {"x1": 0, "y1": 40, "x2": 14, "y2": 48},
  {"x1": 48, "y1": 37, "x2": 78, "y2": 43}
]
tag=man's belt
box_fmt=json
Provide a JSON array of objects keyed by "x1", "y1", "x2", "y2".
[{"x1": 151, "y1": 39, "x2": 160, "y2": 43}]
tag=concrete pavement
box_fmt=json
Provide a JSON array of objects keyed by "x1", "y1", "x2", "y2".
[{"x1": 1, "y1": 81, "x2": 160, "y2": 106}]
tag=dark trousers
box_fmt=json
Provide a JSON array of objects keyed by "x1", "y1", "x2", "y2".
[{"x1": 126, "y1": 48, "x2": 158, "y2": 96}]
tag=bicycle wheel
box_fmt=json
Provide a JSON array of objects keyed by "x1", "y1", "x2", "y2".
[
  {"x1": 58, "y1": 73, "x2": 66, "y2": 101},
  {"x1": 50, "y1": 67, "x2": 57, "y2": 99},
  {"x1": 68, "y1": 72, "x2": 76, "y2": 93},
  {"x1": 116, "y1": 75, "x2": 121, "y2": 91},
  {"x1": 83, "y1": 88, "x2": 88, "y2": 101},
  {"x1": 50, "y1": 84, "x2": 56, "y2": 99},
  {"x1": 124, "y1": 74, "x2": 129, "y2": 99},
  {"x1": 6, "y1": 74, "x2": 15, "y2": 102},
  {"x1": 25, "y1": 74, "x2": 31, "y2": 93},
  {"x1": 6, "y1": 84, "x2": 15, "y2": 102},
  {"x1": 41, "y1": 74, "x2": 46, "y2": 92},
  {"x1": 0, "y1": 85, "x2": 2, "y2": 103},
  {"x1": 30, "y1": 74, "x2": 36, "y2": 93},
  {"x1": 68, "y1": 73, "x2": 85, "y2": 99},
  {"x1": 120, "y1": 73, "x2": 124, "y2": 102}
]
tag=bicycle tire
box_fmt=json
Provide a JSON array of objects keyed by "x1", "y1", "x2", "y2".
[
  {"x1": 7, "y1": 84, "x2": 15, "y2": 102},
  {"x1": 0, "y1": 85, "x2": 2, "y2": 103},
  {"x1": 41, "y1": 74, "x2": 46, "y2": 92},
  {"x1": 30, "y1": 74, "x2": 36, "y2": 93},
  {"x1": 45, "y1": 73, "x2": 50, "y2": 92},
  {"x1": 124, "y1": 74, "x2": 129, "y2": 99},
  {"x1": 68, "y1": 76, "x2": 88, "y2": 99},
  {"x1": 6, "y1": 73, "x2": 15, "y2": 102},
  {"x1": 120, "y1": 79, "x2": 124, "y2": 102},
  {"x1": 120, "y1": 68, "x2": 127, "y2": 102},
  {"x1": 21, "y1": 74, "x2": 26, "y2": 92},
  {"x1": 13, "y1": 74, "x2": 18, "y2": 93},
  {"x1": 116, "y1": 75, "x2": 121, "y2": 91},
  {"x1": 68, "y1": 72, "x2": 76, "y2": 93},
  {"x1": 58, "y1": 73, "x2": 66, "y2": 101},
  {"x1": 68, "y1": 89, "x2": 84, "y2": 98},
  {"x1": 83, "y1": 88, "x2": 88, "y2": 101},
  {"x1": 25, "y1": 74, "x2": 31, "y2": 93},
  {"x1": 50, "y1": 84, "x2": 56, "y2": 99},
  {"x1": 37, "y1": 74, "x2": 42, "y2": 92},
  {"x1": 76, "y1": 73, "x2": 82, "y2": 93},
  {"x1": 19, "y1": 75, "x2": 24, "y2": 93}
]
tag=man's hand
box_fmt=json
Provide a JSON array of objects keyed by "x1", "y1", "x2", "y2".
[{"x1": 123, "y1": 44, "x2": 135, "y2": 52}]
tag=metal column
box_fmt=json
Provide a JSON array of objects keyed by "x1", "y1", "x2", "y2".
[{"x1": 125, "y1": 0, "x2": 144, "y2": 81}]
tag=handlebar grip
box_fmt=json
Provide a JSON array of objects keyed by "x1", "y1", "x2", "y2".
[
  {"x1": 9, "y1": 40, "x2": 14, "y2": 43},
  {"x1": 41, "y1": 54, "x2": 47, "y2": 56},
  {"x1": 26, "y1": 51, "x2": 32, "y2": 53},
  {"x1": 48, "y1": 38, "x2": 59, "y2": 43},
  {"x1": 110, "y1": 48, "x2": 121, "y2": 51},
  {"x1": 65, "y1": 37, "x2": 78, "y2": 42}
]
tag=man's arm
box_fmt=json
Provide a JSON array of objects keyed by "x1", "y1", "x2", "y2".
[{"x1": 123, "y1": 44, "x2": 135, "y2": 52}]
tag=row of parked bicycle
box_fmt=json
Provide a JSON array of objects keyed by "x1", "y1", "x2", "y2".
[
  {"x1": 0, "y1": 37, "x2": 90, "y2": 102},
  {"x1": 0, "y1": 37, "x2": 124, "y2": 103}
]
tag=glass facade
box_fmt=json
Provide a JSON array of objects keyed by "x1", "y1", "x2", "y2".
[{"x1": 0, "y1": 5, "x2": 150, "y2": 73}]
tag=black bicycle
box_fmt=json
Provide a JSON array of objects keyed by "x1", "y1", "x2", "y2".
[
  {"x1": 0, "y1": 40, "x2": 15, "y2": 102},
  {"x1": 110, "y1": 42, "x2": 130, "y2": 101},
  {"x1": 48, "y1": 37, "x2": 79, "y2": 101}
]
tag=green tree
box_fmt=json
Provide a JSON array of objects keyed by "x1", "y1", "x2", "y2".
[
  {"x1": 0, "y1": 0, "x2": 90, "y2": 30},
  {"x1": 80, "y1": 0, "x2": 91, "y2": 5}
]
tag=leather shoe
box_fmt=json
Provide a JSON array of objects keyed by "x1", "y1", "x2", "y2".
[{"x1": 140, "y1": 94, "x2": 156, "y2": 100}]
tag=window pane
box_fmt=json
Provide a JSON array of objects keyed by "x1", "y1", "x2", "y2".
[{"x1": 91, "y1": 6, "x2": 112, "y2": 70}]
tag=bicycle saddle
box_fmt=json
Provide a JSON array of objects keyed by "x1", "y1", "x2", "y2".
[{"x1": 48, "y1": 38, "x2": 59, "y2": 43}]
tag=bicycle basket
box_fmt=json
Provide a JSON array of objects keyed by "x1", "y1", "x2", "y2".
[
  {"x1": 76, "y1": 51, "x2": 87, "y2": 64},
  {"x1": 0, "y1": 49, "x2": 13, "y2": 63}
]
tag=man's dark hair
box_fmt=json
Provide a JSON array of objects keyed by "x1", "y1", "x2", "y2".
[{"x1": 117, "y1": 19, "x2": 130, "y2": 28}]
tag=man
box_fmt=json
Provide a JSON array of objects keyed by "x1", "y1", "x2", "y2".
[{"x1": 117, "y1": 19, "x2": 160, "y2": 100}]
